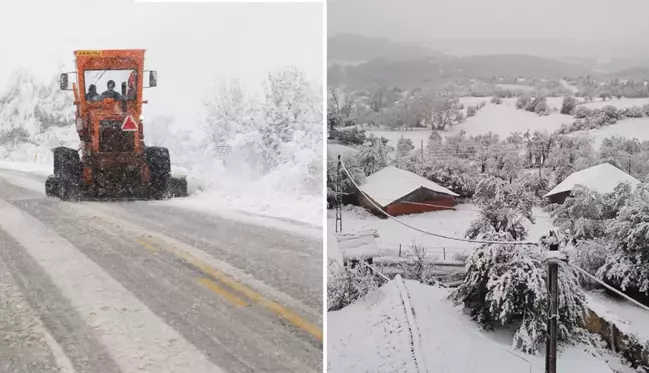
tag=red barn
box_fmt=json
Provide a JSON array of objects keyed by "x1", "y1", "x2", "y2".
[{"x1": 356, "y1": 166, "x2": 459, "y2": 217}]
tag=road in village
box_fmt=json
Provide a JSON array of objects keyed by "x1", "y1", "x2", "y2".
[{"x1": 0, "y1": 168, "x2": 322, "y2": 373}]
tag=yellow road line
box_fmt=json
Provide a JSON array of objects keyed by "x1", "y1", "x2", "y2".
[
  {"x1": 197, "y1": 277, "x2": 249, "y2": 308},
  {"x1": 136, "y1": 238, "x2": 159, "y2": 253},
  {"x1": 136, "y1": 236, "x2": 323, "y2": 342}
]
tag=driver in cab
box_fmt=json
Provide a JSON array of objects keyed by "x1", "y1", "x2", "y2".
[{"x1": 101, "y1": 80, "x2": 124, "y2": 100}]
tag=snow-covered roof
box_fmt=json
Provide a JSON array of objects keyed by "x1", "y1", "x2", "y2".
[
  {"x1": 544, "y1": 163, "x2": 640, "y2": 198},
  {"x1": 359, "y1": 166, "x2": 459, "y2": 206}
]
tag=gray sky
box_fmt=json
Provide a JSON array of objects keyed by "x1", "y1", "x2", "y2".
[
  {"x1": 328, "y1": 0, "x2": 649, "y2": 58},
  {"x1": 0, "y1": 0, "x2": 323, "y2": 125}
]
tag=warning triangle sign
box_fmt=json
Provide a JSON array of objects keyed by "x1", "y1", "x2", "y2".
[{"x1": 121, "y1": 116, "x2": 138, "y2": 131}]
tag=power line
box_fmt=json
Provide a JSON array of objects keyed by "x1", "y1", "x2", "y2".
[
  {"x1": 340, "y1": 159, "x2": 540, "y2": 246},
  {"x1": 569, "y1": 263, "x2": 649, "y2": 314}
]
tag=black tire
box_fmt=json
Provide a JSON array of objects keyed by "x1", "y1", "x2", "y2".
[
  {"x1": 170, "y1": 177, "x2": 188, "y2": 198},
  {"x1": 144, "y1": 146, "x2": 171, "y2": 200},
  {"x1": 45, "y1": 175, "x2": 59, "y2": 197},
  {"x1": 53, "y1": 147, "x2": 81, "y2": 201}
]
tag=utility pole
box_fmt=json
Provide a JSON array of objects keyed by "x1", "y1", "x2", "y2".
[
  {"x1": 628, "y1": 154, "x2": 632, "y2": 174},
  {"x1": 545, "y1": 230, "x2": 560, "y2": 373},
  {"x1": 335, "y1": 154, "x2": 343, "y2": 233}
]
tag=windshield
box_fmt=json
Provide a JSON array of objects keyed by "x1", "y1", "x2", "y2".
[{"x1": 84, "y1": 69, "x2": 137, "y2": 102}]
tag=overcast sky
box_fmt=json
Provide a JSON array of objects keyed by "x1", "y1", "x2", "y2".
[
  {"x1": 0, "y1": 0, "x2": 323, "y2": 125},
  {"x1": 329, "y1": 0, "x2": 649, "y2": 58}
]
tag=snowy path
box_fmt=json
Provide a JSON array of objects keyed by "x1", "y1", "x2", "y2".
[{"x1": 0, "y1": 170, "x2": 323, "y2": 373}]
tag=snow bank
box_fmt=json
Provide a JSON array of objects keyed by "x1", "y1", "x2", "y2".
[{"x1": 335, "y1": 229, "x2": 379, "y2": 260}]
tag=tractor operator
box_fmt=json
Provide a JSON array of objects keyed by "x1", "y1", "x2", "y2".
[
  {"x1": 86, "y1": 84, "x2": 101, "y2": 101},
  {"x1": 101, "y1": 80, "x2": 124, "y2": 100}
]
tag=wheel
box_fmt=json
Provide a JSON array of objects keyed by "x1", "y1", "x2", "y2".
[
  {"x1": 53, "y1": 147, "x2": 81, "y2": 201},
  {"x1": 170, "y1": 176, "x2": 188, "y2": 197},
  {"x1": 144, "y1": 146, "x2": 171, "y2": 200},
  {"x1": 45, "y1": 175, "x2": 59, "y2": 197}
]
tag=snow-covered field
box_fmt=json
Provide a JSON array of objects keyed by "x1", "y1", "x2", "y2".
[
  {"x1": 329, "y1": 277, "x2": 635, "y2": 373},
  {"x1": 328, "y1": 204, "x2": 553, "y2": 260},
  {"x1": 368, "y1": 97, "x2": 649, "y2": 150}
]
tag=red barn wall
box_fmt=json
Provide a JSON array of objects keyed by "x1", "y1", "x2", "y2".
[{"x1": 386, "y1": 196, "x2": 455, "y2": 216}]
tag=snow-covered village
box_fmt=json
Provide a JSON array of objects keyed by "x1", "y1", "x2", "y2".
[{"x1": 326, "y1": 1, "x2": 649, "y2": 371}]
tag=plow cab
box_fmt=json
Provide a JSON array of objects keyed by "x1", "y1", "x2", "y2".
[{"x1": 45, "y1": 49, "x2": 188, "y2": 200}]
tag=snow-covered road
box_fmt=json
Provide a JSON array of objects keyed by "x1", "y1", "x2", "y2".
[{"x1": 0, "y1": 169, "x2": 323, "y2": 373}]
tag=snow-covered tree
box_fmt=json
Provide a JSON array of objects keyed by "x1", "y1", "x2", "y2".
[
  {"x1": 560, "y1": 96, "x2": 577, "y2": 115},
  {"x1": 465, "y1": 177, "x2": 535, "y2": 240},
  {"x1": 598, "y1": 182, "x2": 649, "y2": 295},
  {"x1": 327, "y1": 152, "x2": 365, "y2": 199},
  {"x1": 395, "y1": 135, "x2": 415, "y2": 158},
  {"x1": 453, "y1": 177, "x2": 587, "y2": 354},
  {"x1": 358, "y1": 136, "x2": 388, "y2": 176}
]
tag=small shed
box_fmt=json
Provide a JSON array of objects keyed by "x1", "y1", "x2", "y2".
[
  {"x1": 356, "y1": 166, "x2": 459, "y2": 217},
  {"x1": 544, "y1": 163, "x2": 640, "y2": 204}
]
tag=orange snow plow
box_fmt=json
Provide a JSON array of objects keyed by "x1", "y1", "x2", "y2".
[{"x1": 45, "y1": 49, "x2": 187, "y2": 200}]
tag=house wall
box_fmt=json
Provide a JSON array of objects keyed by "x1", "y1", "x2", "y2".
[
  {"x1": 387, "y1": 187, "x2": 457, "y2": 216},
  {"x1": 547, "y1": 190, "x2": 571, "y2": 204},
  {"x1": 356, "y1": 186, "x2": 457, "y2": 217}
]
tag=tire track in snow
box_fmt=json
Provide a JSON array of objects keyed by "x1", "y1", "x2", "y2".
[
  {"x1": 0, "y1": 197, "x2": 226, "y2": 373},
  {"x1": 0, "y1": 228, "x2": 117, "y2": 373},
  {"x1": 394, "y1": 276, "x2": 427, "y2": 373},
  {"x1": 0, "y1": 177, "x2": 322, "y2": 372}
]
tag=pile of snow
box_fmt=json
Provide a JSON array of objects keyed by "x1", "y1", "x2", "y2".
[
  {"x1": 360, "y1": 166, "x2": 458, "y2": 206},
  {"x1": 335, "y1": 229, "x2": 379, "y2": 260},
  {"x1": 544, "y1": 163, "x2": 640, "y2": 197}
]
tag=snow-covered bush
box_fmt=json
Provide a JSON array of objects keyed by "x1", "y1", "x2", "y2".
[
  {"x1": 560, "y1": 96, "x2": 577, "y2": 115},
  {"x1": 516, "y1": 96, "x2": 530, "y2": 109},
  {"x1": 620, "y1": 106, "x2": 644, "y2": 118},
  {"x1": 643, "y1": 104, "x2": 649, "y2": 117},
  {"x1": 466, "y1": 105, "x2": 477, "y2": 117},
  {"x1": 327, "y1": 261, "x2": 386, "y2": 311},
  {"x1": 574, "y1": 106, "x2": 592, "y2": 119},
  {"x1": 490, "y1": 95, "x2": 502, "y2": 104},
  {"x1": 400, "y1": 244, "x2": 437, "y2": 284}
]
